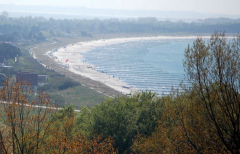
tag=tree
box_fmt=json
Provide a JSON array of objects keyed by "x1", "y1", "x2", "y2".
[
  {"x1": 0, "y1": 79, "x2": 57, "y2": 153},
  {"x1": 91, "y1": 91, "x2": 164, "y2": 153},
  {"x1": 46, "y1": 105, "x2": 117, "y2": 153},
  {"x1": 183, "y1": 32, "x2": 240, "y2": 153},
  {"x1": 132, "y1": 33, "x2": 240, "y2": 153},
  {"x1": 0, "y1": 79, "x2": 117, "y2": 153},
  {"x1": 1, "y1": 11, "x2": 9, "y2": 18},
  {"x1": 0, "y1": 43, "x2": 21, "y2": 60},
  {"x1": 132, "y1": 93, "x2": 198, "y2": 153}
]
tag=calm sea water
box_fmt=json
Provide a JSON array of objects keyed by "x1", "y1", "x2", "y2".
[{"x1": 83, "y1": 39, "x2": 194, "y2": 95}]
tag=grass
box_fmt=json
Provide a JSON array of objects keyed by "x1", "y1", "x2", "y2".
[{"x1": 58, "y1": 86, "x2": 107, "y2": 107}]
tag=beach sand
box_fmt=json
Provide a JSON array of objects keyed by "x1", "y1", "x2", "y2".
[{"x1": 48, "y1": 36, "x2": 207, "y2": 95}]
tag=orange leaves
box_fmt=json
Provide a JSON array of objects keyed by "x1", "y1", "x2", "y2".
[
  {"x1": 0, "y1": 79, "x2": 117, "y2": 153},
  {"x1": 0, "y1": 79, "x2": 55, "y2": 153},
  {"x1": 44, "y1": 106, "x2": 117, "y2": 153},
  {"x1": 45, "y1": 127, "x2": 116, "y2": 153}
]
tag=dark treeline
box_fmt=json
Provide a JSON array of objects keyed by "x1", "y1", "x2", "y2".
[
  {"x1": 0, "y1": 43, "x2": 21, "y2": 59},
  {"x1": 0, "y1": 14, "x2": 240, "y2": 42}
]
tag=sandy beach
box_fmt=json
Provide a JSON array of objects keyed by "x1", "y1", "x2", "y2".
[{"x1": 47, "y1": 36, "x2": 208, "y2": 95}]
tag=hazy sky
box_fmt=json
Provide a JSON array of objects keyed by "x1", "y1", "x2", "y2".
[{"x1": 1, "y1": 0, "x2": 240, "y2": 15}]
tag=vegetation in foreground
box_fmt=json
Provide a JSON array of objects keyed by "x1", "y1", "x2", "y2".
[
  {"x1": 0, "y1": 32, "x2": 240, "y2": 153},
  {"x1": 0, "y1": 79, "x2": 116, "y2": 153},
  {"x1": 132, "y1": 32, "x2": 240, "y2": 153}
]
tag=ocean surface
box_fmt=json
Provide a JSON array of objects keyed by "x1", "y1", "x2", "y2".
[{"x1": 83, "y1": 39, "x2": 194, "y2": 95}]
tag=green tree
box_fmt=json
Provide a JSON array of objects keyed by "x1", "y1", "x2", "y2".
[
  {"x1": 0, "y1": 43, "x2": 21, "y2": 59},
  {"x1": 91, "y1": 91, "x2": 164, "y2": 153}
]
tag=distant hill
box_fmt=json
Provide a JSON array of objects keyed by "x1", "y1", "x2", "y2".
[{"x1": 0, "y1": 4, "x2": 239, "y2": 21}]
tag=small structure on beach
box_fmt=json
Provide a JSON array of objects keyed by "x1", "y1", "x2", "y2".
[{"x1": 122, "y1": 86, "x2": 130, "y2": 89}]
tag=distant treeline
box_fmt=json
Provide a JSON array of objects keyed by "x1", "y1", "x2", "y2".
[{"x1": 0, "y1": 15, "x2": 240, "y2": 42}]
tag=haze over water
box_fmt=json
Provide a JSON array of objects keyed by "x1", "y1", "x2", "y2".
[{"x1": 83, "y1": 39, "x2": 194, "y2": 95}]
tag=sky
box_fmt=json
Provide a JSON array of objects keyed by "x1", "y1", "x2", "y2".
[{"x1": 0, "y1": 0, "x2": 240, "y2": 15}]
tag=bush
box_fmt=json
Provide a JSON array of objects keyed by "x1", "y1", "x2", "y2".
[{"x1": 58, "y1": 80, "x2": 81, "y2": 90}]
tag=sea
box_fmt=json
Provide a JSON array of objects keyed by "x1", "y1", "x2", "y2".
[{"x1": 82, "y1": 39, "x2": 195, "y2": 95}]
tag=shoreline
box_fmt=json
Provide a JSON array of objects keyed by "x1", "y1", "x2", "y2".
[{"x1": 48, "y1": 35, "x2": 210, "y2": 95}]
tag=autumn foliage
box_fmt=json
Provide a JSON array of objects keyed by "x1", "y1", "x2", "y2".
[
  {"x1": 132, "y1": 33, "x2": 240, "y2": 153},
  {"x1": 0, "y1": 79, "x2": 116, "y2": 154}
]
